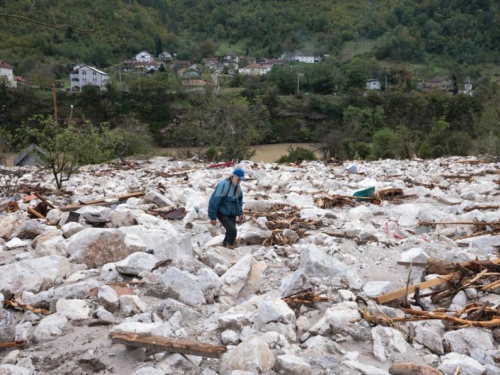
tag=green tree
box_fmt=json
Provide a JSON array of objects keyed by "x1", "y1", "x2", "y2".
[{"x1": 371, "y1": 127, "x2": 398, "y2": 159}]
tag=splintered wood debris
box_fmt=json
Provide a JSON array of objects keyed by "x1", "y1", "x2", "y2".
[{"x1": 110, "y1": 333, "x2": 227, "y2": 359}]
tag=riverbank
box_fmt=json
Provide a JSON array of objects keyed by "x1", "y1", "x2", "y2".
[{"x1": 3, "y1": 143, "x2": 321, "y2": 167}]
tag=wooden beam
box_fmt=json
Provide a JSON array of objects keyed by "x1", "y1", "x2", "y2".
[
  {"x1": 60, "y1": 191, "x2": 145, "y2": 212},
  {"x1": 0, "y1": 341, "x2": 27, "y2": 350},
  {"x1": 33, "y1": 193, "x2": 55, "y2": 209},
  {"x1": 28, "y1": 207, "x2": 46, "y2": 220},
  {"x1": 375, "y1": 272, "x2": 460, "y2": 304},
  {"x1": 110, "y1": 333, "x2": 227, "y2": 359}
]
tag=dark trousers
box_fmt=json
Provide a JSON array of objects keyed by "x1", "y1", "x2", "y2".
[{"x1": 217, "y1": 214, "x2": 237, "y2": 246}]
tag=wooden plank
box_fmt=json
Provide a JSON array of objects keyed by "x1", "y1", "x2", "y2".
[
  {"x1": 110, "y1": 333, "x2": 227, "y2": 359},
  {"x1": 377, "y1": 258, "x2": 500, "y2": 304},
  {"x1": 0, "y1": 341, "x2": 27, "y2": 350},
  {"x1": 33, "y1": 193, "x2": 55, "y2": 209},
  {"x1": 375, "y1": 272, "x2": 460, "y2": 304},
  {"x1": 28, "y1": 206, "x2": 46, "y2": 220},
  {"x1": 60, "y1": 191, "x2": 145, "y2": 212}
]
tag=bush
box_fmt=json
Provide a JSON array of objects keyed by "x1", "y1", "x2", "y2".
[
  {"x1": 446, "y1": 131, "x2": 472, "y2": 156},
  {"x1": 277, "y1": 147, "x2": 317, "y2": 164},
  {"x1": 370, "y1": 127, "x2": 397, "y2": 159}
]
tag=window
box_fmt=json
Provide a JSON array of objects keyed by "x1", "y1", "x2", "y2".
[
  {"x1": 93, "y1": 72, "x2": 96, "y2": 75},
  {"x1": 82, "y1": 71, "x2": 86, "y2": 75}
]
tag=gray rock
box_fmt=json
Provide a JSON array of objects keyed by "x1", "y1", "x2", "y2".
[
  {"x1": 115, "y1": 252, "x2": 158, "y2": 276},
  {"x1": 0, "y1": 255, "x2": 72, "y2": 294},
  {"x1": 160, "y1": 267, "x2": 205, "y2": 307},
  {"x1": 119, "y1": 295, "x2": 147, "y2": 316},
  {"x1": 254, "y1": 298, "x2": 296, "y2": 330},
  {"x1": 309, "y1": 302, "x2": 361, "y2": 336},
  {"x1": 470, "y1": 348, "x2": 495, "y2": 366},
  {"x1": 61, "y1": 222, "x2": 84, "y2": 238},
  {"x1": 32, "y1": 313, "x2": 68, "y2": 342},
  {"x1": 196, "y1": 268, "x2": 222, "y2": 303},
  {"x1": 276, "y1": 355, "x2": 311, "y2": 375},
  {"x1": 221, "y1": 330, "x2": 240, "y2": 345},
  {"x1": 56, "y1": 299, "x2": 90, "y2": 320},
  {"x1": 399, "y1": 247, "x2": 429, "y2": 263},
  {"x1": 443, "y1": 327, "x2": 494, "y2": 355},
  {"x1": 438, "y1": 353, "x2": 485, "y2": 375},
  {"x1": 130, "y1": 367, "x2": 164, "y2": 375},
  {"x1": 109, "y1": 209, "x2": 136, "y2": 228},
  {"x1": 283, "y1": 229, "x2": 300, "y2": 244},
  {"x1": 18, "y1": 220, "x2": 48, "y2": 240},
  {"x1": 363, "y1": 281, "x2": 393, "y2": 298},
  {"x1": 415, "y1": 325, "x2": 444, "y2": 355},
  {"x1": 67, "y1": 228, "x2": 147, "y2": 268},
  {"x1": 371, "y1": 326, "x2": 408, "y2": 362},
  {"x1": 220, "y1": 254, "x2": 253, "y2": 298},
  {"x1": 0, "y1": 215, "x2": 24, "y2": 241},
  {"x1": 76, "y1": 206, "x2": 111, "y2": 224},
  {"x1": 280, "y1": 269, "x2": 312, "y2": 297},
  {"x1": 0, "y1": 310, "x2": 15, "y2": 343},
  {"x1": 485, "y1": 365, "x2": 500, "y2": 375},
  {"x1": 238, "y1": 222, "x2": 272, "y2": 245},
  {"x1": 144, "y1": 190, "x2": 172, "y2": 208},
  {"x1": 200, "y1": 246, "x2": 251, "y2": 269},
  {"x1": 46, "y1": 209, "x2": 62, "y2": 225},
  {"x1": 343, "y1": 361, "x2": 390, "y2": 375},
  {"x1": 157, "y1": 299, "x2": 201, "y2": 321},
  {"x1": 97, "y1": 285, "x2": 119, "y2": 312},
  {"x1": 14, "y1": 322, "x2": 33, "y2": 342},
  {"x1": 299, "y1": 244, "x2": 348, "y2": 278},
  {"x1": 220, "y1": 335, "x2": 275, "y2": 374},
  {"x1": 0, "y1": 365, "x2": 31, "y2": 375},
  {"x1": 1, "y1": 350, "x2": 20, "y2": 365},
  {"x1": 449, "y1": 291, "x2": 468, "y2": 312}
]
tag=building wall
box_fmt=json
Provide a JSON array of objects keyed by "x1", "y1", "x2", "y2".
[
  {"x1": 0, "y1": 67, "x2": 16, "y2": 88},
  {"x1": 136, "y1": 52, "x2": 153, "y2": 63},
  {"x1": 71, "y1": 67, "x2": 109, "y2": 91}
]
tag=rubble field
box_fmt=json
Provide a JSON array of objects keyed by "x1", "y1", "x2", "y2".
[{"x1": 1, "y1": 156, "x2": 500, "y2": 375}]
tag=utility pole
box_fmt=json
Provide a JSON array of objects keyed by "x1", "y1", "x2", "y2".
[
  {"x1": 69, "y1": 105, "x2": 74, "y2": 124},
  {"x1": 385, "y1": 74, "x2": 388, "y2": 91},
  {"x1": 297, "y1": 73, "x2": 304, "y2": 95},
  {"x1": 119, "y1": 68, "x2": 122, "y2": 88},
  {"x1": 52, "y1": 84, "x2": 58, "y2": 124},
  {"x1": 138, "y1": 72, "x2": 141, "y2": 93}
]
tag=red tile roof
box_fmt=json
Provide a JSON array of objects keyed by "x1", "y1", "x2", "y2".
[{"x1": 0, "y1": 60, "x2": 13, "y2": 69}]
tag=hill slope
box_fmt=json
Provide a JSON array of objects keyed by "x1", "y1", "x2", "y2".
[{"x1": 1, "y1": 0, "x2": 499, "y2": 73}]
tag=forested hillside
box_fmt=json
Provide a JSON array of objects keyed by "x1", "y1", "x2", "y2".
[{"x1": 1, "y1": 0, "x2": 500, "y2": 74}]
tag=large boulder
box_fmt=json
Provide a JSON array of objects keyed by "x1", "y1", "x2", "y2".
[
  {"x1": 144, "y1": 190, "x2": 172, "y2": 208},
  {"x1": 280, "y1": 269, "x2": 312, "y2": 297},
  {"x1": 0, "y1": 255, "x2": 72, "y2": 294},
  {"x1": 219, "y1": 254, "x2": 266, "y2": 299},
  {"x1": 237, "y1": 222, "x2": 272, "y2": 245},
  {"x1": 32, "y1": 313, "x2": 68, "y2": 342},
  {"x1": 118, "y1": 227, "x2": 192, "y2": 261},
  {"x1": 371, "y1": 326, "x2": 409, "y2": 362},
  {"x1": 220, "y1": 335, "x2": 275, "y2": 374},
  {"x1": 0, "y1": 215, "x2": 25, "y2": 240},
  {"x1": 309, "y1": 302, "x2": 361, "y2": 336},
  {"x1": 67, "y1": 228, "x2": 147, "y2": 268},
  {"x1": 299, "y1": 244, "x2": 349, "y2": 278},
  {"x1": 56, "y1": 299, "x2": 91, "y2": 320},
  {"x1": 276, "y1": 355, "x2": 311, "y2": 375},
  {"x1": 254, "y1": 298, "x2": 296, "y2": 330},
  {"x1": 0, "y1": 365, "x2": 31, "y2": 375},
  {"x1": 115, "y1": 252, "x2": 159, "y2": 276},
  {"x1": 443, "y1": 327, "x2": 494, "y2": 355},
  {"x1": 76, "y1": 206, "x2": 111, "y2": 224},
  {"x1": 200, "y1": 246, "x2": 252, "y2": 269},
  {"x1": 17, "y1": 220, "x2": 48, "y2": 240},
  {"x1": 438, "y1": 353, "x2": 485, "y2": 375},
  {"x1": 415, "y1": 325, "x2": 444, "y2": 355},
  {"x1": 160, "y1": 267, "x2": 205, "y2": 306},
  {"x1": 363, "y1": 281, "x2": 393, "y2": 298}
]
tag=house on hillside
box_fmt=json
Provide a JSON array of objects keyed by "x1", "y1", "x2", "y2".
[
  {"x1": 135, "y1": 51, "x2": 154, "y2": 63},
  {"x1": 459, "y1": 78, "x2": 473, "y2": 96},
  {"x1": 182, "y1": 79, "x2": 207, "y2": 93},
  {"x1": 259, "y1": 58, "x2": 284, "y2": 68},
  {"x1": 224, "y1": 52, "x2": 240, "y2": 64},
  {"x1": 159, "y1": 51, "x2": 172, "y2": 62},
  {"x1": 0, "y1": 60, "x2": 17, "y2": 88},
  {"x1": 422, "y1": 77, "x2": 455, "y2": 94},
  {"x1": 239, "y1": 63, "x2": 272, "y2": 75},
  {"x1": 366, "y1": 79, "x2": 381, "y2": 90},
  {"x1": 16, "y1": 76, "x2": 29, "y2": 87},
  {"x1": 202, "y1": 58, "x2": 219, "y2": 68},
  {"x1": 70, "y1": 64, "x2": 110, "y2": 91},
  {"x1": 285, "y1": 52, "x2": 321, "y2": 64}
]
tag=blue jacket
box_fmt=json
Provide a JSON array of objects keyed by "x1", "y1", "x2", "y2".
[{"x1": 208, "y1": 178, "x2": 243, "y2": 220}]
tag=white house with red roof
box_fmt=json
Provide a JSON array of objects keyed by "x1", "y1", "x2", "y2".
[
  {"x1": 70, "y1": 63, "x2": 110, "y2": 91},
  {"x1": 0, "y1": 60, "x2": 17, "y2": 88}
]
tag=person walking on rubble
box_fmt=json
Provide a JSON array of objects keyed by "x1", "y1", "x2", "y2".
[{"x1": 208, "y1": 168, "x2": 245, "y2": 249}]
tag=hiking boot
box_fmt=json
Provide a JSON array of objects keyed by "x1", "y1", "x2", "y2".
[{"x1": 227, "y1": 245, "x2": 235, "y2": 250}]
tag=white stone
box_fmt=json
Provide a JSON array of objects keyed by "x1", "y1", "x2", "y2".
[
  {"x1": 46, "y1": 209, "x2": 62, "y2": 225},
  {"x1": 4, "y1": 238, "x2": 26, "y2": 250},
  {"x1": 144, "y1": 190, "x2": 172, "y2": 208},
  {"x1": 220, "y1": 335, "x2": 275, "y2": 374},
  {"x1": 32, "y1": 313, "x2": 68, "y2": 342},
  {"x1": 343, "y1": 361, "x2": 390, "y2": 375},
  {"x1": 438, "y1": 353, "x2": 485, "y2": 375},
  {"x1": 119, "y1": 295, "x2": 147, "y2": 316},
  {"x1": 220, "y1": 254, "x2": 253, "y2": 298},
  {"x1": 0, "y1": 255, "x2": 72, "y2": 294},
  {"x1": 56, "y1": 299, "x2": 90, "y2": 320},
  {"x1": 67, "y1": 228, "x2": 147, "y2": 268},
  {"x1": 237, "y1": 222, "x2": 272, "y2": 245},
  {"x1": 0, "y1": 365, "x2": 31, "y2": 375},
  {"x1": 399, "y1": 247, "x2": 430, "y2": 263},
  {"x1": 109, "y1": 209, "x2": 136, "y2": 228},
  {"x1": 0, "y1": 310, "x2": 14, "y2": 343},
  {"x1": 254, "y1": 298, "x2": 296, "y2": 330},
  {"x1": 0, "y1": 215, "x2": 24, "y2": 240},
  {"x1": 443, "y1": 327, "x2": 494, "y2": 355},
  {"x1": 221, "y1": 330, "x2": 240, "y2": 345},
  {"x1": 299, "y1": 244, "x2": 349, "y2": 278},
  {"x1": 97, "y1": 285, "x2": 119, "y2": 312},
  {"x1": 160, "y1": 267, "x2": 205, "y2": 306},
  {"x1": 338, "y1": 289, "x2": 355, "y2": 301},
  {"x1": 280, "y1": 269, "x2": 312, "y2": 297},
  {"x1": 371, "y1": 326, "x2": 409, "y2": 362},
  {"x1": 415, "y1": 325, "x2": 444, "y2": 355},
  {"x1": 61, "y1": 222, "x2": 84, "y2": 238},
  {"x1": 76, "y1": 206, "x2": 111, "y2": 223},
  {"x1": 115, "y1": 252, "x2": 158, "y2": 276},
  {"x1": 196, "y1": 268, "x2": 222, "y2": 303},
  {"x1": 276, "y1": 355, "x2": 311, "y2": 375},
  {"x1": 363, "y1": 281, "x2": 393, "y2": 298},
  {"x1": 309, "y1": 302, "x2": 361, "y2": 336}
]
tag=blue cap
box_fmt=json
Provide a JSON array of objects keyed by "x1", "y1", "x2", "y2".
[{"x1": 232, "y1": 168, "x2": 246, "y2": 181}]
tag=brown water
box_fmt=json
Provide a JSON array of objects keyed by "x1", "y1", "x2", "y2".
[
  {"x1": 156, "y1": 143, "x2": 321, "y2": 163},
  {"x1": 3, "y1": 143, "x2": 321, "y2": 166}
]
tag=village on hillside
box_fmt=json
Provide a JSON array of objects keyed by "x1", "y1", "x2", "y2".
[{"x1": 0, "y1": 49, "x2": 476, "y2": 96}]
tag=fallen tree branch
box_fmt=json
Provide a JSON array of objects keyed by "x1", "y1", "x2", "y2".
[{"x1": 0, "y1": 341, "x2": 27, "y2": 350}]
